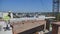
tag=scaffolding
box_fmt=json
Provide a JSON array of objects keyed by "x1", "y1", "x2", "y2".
[{"x1": 53, "y1": 0, "x2": 59, "y2": 16}]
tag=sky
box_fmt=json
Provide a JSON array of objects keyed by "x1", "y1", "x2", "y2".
[{"x1": 0, "y1": 0, "x2": 52, "y2": 12}]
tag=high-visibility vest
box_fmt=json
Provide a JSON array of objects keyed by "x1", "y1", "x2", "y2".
[{"x1": 3, "y1": 15, "x2": 10, "y2": 21}]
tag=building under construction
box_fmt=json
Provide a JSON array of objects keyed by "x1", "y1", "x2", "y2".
[
  {"x1": 53, "y1": 0, "x2": 59, "y2": 16},
  {"x1": 0, "y1": 0, "x2": 60, "y2": 34}
]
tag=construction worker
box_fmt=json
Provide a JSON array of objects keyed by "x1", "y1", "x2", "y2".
[{"x1": 3, "y1": 13, "x2": 11, "y2": 31}]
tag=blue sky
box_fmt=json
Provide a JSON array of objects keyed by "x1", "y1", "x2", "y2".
[{"x1": 0, "y1": 0, "x2": 52, "y2": 12}]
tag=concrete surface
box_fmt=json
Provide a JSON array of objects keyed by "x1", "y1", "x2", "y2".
[
  {"x1": 0, "y1": 21, "x2": 12, "y2": 34},
  {"x1": 0, "y1": 30, "x2": 12, "y2": 34}
]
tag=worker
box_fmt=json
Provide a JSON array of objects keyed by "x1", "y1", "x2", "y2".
[{"x1": 3, "y1": 13, "x2": 11, "y2": 31}]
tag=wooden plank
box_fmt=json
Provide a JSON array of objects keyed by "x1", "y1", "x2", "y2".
[
  {"x1": 11, "y1": 20, "x2": 46, "y2": 34},
  {"x1": 52, "y1": 22, "x2": 60, "y2": 34}
]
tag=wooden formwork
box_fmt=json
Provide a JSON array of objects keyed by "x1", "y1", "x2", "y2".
[
  {"x1": 10, "y1": 20, "x2": 46, "y2": 34},
  {"x1": 52, "y1": 22, "x2": 60, "y2": 34}
]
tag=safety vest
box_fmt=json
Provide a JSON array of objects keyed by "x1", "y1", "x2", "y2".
[{"x1": 3, "y1": 15, "x2": 10, "y2": 21}]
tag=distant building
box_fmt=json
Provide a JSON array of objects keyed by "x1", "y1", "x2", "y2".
[{"x1": 0, "y1": 12, "x2": 3, "y2": 19}]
